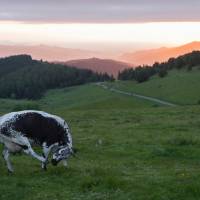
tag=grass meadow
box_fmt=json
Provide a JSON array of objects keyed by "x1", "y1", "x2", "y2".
[
  {"x1": 106, "y1": 68, "x2": 200, "y2": 105},
  {"x1": 0, "y1": 83, "x2": 200, "y2": 200}
]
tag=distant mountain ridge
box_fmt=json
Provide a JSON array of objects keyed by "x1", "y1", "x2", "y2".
[
  {"x1": 62, "y1": 57, "x2": 132, "y2": 77},
  {"x1": 0, "y1": 44, "x2": 131, "y2": 76},
  {"x1": 1, "y1": 42, "x2": 200, "y2": 74},
  {"x1": 0, "y1": 44, "x2": 100, "y2": 61},
  {"x1": 120, "y1": 41, "x2": 200, "y2": 65}
]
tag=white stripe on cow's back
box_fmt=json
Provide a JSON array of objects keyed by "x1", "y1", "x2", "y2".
[{"x1": 0, "y1": 110, "x2": 65, "y2": 127}]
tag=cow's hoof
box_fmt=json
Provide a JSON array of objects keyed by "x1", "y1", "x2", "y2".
[
  {"x1": 42, "y1": 166, "x2": 47, "y2": 171},
  {"x1": 41, "y1": 162, "x2": 48, "y2": 171},
  {"x1": 7, "y1": 170, "x2": 14, "y2": 174}
]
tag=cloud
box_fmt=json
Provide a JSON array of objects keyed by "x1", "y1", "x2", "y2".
[{"x1": 0, "y1": 0, "x2": 200, "y2": 23}]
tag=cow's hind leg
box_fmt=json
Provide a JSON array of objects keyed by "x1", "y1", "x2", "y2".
[{"x1": 2, "y1": 147, "x2": 13, "y2": 173}]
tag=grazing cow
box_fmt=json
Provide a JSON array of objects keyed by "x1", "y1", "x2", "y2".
[{"x1": 0, "y1": 110, "x2": 73, "y2": 173}]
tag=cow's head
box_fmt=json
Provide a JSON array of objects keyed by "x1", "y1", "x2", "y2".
[{"x1": 51, "y1": 145, "x2": 73, "y2": 166}]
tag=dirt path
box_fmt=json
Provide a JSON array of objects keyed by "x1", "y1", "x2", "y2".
[{"x1": 96, "y1": 82, "x2": 177, "y2": 107}]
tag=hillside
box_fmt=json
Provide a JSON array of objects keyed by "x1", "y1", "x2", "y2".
[
  {"x1": 119, "y1": 51, "x2": 200, "y2": 84},
  {"x1": 121, "y1": 41, "x2": 200, "y2": 65},
  {"x1": 1, "y1": 83, "x2": 200, "y2": 199},
  {"x1": 0, "y1": 55, "x2": 112, "y2": 99},
  {"x1": 62, "y1": 57, "x2": 131, "y2": 77},
  {"x1": 0, "y1": 44, "x2": 100, "y2": 61},
  {"x1": 107, "y1": 68, "x2": 200, "y2": 105}
]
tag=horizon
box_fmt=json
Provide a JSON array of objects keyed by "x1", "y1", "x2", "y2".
[
  {"x1": 1, "y1": 22, "x2": 200, "y2": 54},
  {"x1": 0, "y1": 1, "x2": 200, "y2": 64}
]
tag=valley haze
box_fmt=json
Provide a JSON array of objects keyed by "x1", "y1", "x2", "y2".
[{"x1": 1, "y1": 41, "x2": 200, "y2": 75}]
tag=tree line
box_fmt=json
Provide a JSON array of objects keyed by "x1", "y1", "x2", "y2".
[
  {"x1": 0, "y1": 55, "x2": 114, "y2": 99},
  {"x1": 118, "y1": 51, "x2": 200, "y2": 82}
]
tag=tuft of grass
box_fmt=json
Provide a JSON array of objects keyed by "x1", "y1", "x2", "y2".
[
  {"x1": 80, "y1": 174, "x2": 128, "y2": 192},
  {"x1": 151, "y1": 147, "x2": 179, "y2": 158},
  {"x1": 167, "y1": 135, "x2": 199, "y2": 146}
]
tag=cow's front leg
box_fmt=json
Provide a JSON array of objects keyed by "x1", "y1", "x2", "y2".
[
  {"x1": 2, "y1": 147, "x2": 14, "y2": 173},
  {"x1": 41, "y1": 142, "x2": 58, "y2": 170},
  {"x1": 9, "y1": 133, "x2": 45, "y2": 163},
  {"x1": 41, "y1": 143, "x2": 49, "y2": 170},
  {"x1": 19, "y1": 137, "x2": 45, "y2": 163},
  {"x1": 41, "y1": 161, "x2": 47, "y2": 170},
  {"x1": 23, "y1": 146, "x2": 46, "y2": 163}
]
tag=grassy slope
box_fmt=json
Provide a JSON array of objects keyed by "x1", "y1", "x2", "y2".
[
  {"x1": 0, "y1": 84, "x2": 200, "y2": 200},
  {"x1": 107, "y1": 68, "x2": 200, "y2": 105},
  {"x1": 0, "y1": 84, "x2": 153, "y2": 114}
]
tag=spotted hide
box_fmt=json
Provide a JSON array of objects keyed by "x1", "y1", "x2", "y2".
[{"x1": 0, "y1": 110, "x2": 73, "y2": 173}]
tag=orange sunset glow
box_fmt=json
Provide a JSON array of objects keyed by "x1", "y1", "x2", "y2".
[
  {"x1": 0, "y1": 0, "x2": 200, "y2": 66},
  {"x1": 1, "y1": 22, "x2": 200, "y2": 48},
  {"x1": 1, "y1": 22, "x2": 200, "y2": 64}
]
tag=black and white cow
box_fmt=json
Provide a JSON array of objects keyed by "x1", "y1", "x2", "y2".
[{"x1": 0, "y1": 110, "x2": 73, "y2": 173}]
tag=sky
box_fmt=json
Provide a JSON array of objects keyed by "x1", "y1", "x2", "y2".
[
  {"x1": 1, "y1": 0, "x2": 200, "y2": 23},
  {"x1": 0, "y1": 0, "x2": 200, "y2": 53}
]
